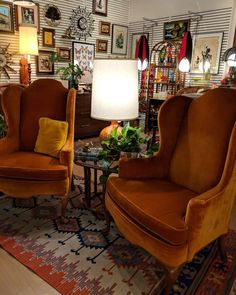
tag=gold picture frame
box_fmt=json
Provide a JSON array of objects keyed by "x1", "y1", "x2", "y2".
[
  {"x1": 42, "y1": 28, "x2": 55, "y2": 48},
  {"x1": 99, "y1": 21, "x2": 110, "y2": 36},
  {"x1": 57, "y1": 47, "x2": 71, "y2": 62},
  {"x1": 36, "y1": 50, "x2": 54, "y2": 75},
  {"x1": 96, "y1": 39, "x2": 108, "y2": 53},
  {"x1": 0, "y1": 1, "x2": 14, "y2": 33}
]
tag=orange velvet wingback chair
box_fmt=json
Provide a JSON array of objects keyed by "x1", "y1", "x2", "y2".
[
  {"x1": 0, "y1": 79, "x2": 76, "y2": 216},
  {"x1": 105, "y1": 88, "x2": 236, "y2": 294}
]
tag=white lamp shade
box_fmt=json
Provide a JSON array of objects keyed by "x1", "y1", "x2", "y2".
[
  {"x1": 91, "y1": 59, "x2": 139, "y2": 121},
  {"x1": 179, "y1": 57, "x2": 190, "y2": 72},
  {"x1": 138, "y1": 58, "x2": 148, "y2": 71},
  {"x1": 13, "y1": 0, "x2": 35, "y2": 6},
  {"x1": 19, "y1": 25, "x2": 38, "y2": 55},
  {"x1": 227, "y1": 53, "x2": 236, "y2": 67}
]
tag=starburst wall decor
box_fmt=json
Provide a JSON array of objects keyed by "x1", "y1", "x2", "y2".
[
  {"x1": 0, "y1": 44, "x2": 16, "y2": 79},
  {"x1": 70, "y1": 6, "x2": 95, "y2": 41}
]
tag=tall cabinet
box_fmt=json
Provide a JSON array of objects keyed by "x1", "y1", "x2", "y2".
[{"x1": 145, "y1": 40, "x2": 185, "y2": 132}]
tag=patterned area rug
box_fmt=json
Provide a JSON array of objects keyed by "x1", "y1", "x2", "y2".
[{"x1": 0, "y1": 178, "x2": 235, "y2": 295}]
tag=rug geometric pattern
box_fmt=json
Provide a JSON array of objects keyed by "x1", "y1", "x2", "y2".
[{"x1": 0, "y1": 181, "x2": 235, "y2": 295}]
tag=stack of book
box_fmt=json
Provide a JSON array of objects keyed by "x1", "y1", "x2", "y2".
[{"x1": 74, "y1": 147, "x2": 102, "y2": 161}]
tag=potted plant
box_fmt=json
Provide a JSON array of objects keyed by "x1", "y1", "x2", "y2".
[
  {"x1": 98, "y1": 123, "x2": 148, "y2": 163},
  {"x1": 0, "y1": 114, "x2": 7, "y2": 138},
  {"x1": 56, "y1": 63, "x2": 84, "y2": 90}
]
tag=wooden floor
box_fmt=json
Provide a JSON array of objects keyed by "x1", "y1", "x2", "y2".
[{"x1": 0, "y1": 166, "x2": 235, "y2": 295}]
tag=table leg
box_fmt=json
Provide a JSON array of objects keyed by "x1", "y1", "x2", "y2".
[
  {"x1": 84, "y1": 167, "x2": 91, "y2": 208},
  {"x1": 94, "y1": 169, "x2": 97, "y2": 195}
]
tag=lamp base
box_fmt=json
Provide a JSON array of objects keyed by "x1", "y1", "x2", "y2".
[
  {"x1": 99, "y1": 120, "x2": 122, "y2": 141},
  {"x1": 20, "y1": 57, "x2": 31, "y2": 86}
]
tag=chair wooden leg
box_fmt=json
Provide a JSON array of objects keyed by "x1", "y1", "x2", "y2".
[
  {"x1": 102, "y1": 208, "x2": 112, "y2": 236},
  {"x1": 163, "y1": 265, "x2": 182, "y2": 295},
  {"x1": 218, "y1": 234, "x2": 227, "y2": 263},
  {"x1": 61, "y1": 195, "x2": 69, "y2": 224}
]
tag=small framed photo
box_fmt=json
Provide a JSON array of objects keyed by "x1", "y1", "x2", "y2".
[
  {"x1": 163, "y1": 19, "x2": 190, "y2": 41},
  {"x1": 0, "y1": 1, "x2": 14, "y2": 33},
  {"x1": 100, "y1": 21, "x2": 110, "y2": 36},
  {"x1": 93, "y1": 0, "x2": 108, "y2": 16},
  {"x1": 36, "y1": 50, "x2": 54, "y2": 75},
  {"x1": 96, "y1": 39, "x2": 108, "y2": 53},
  {"x1": 15, "y1": 3, "x2": 40, "y2": 33},
  {"x1": 57, "y1": 47, "x2": 71, "y2": 62},
  {"x1": 111, "y1": 24, "x2": 128, "y2": 55},
  {"x1": 131, "y1": 32, "x2": 149, "y2": 59},
  {"x1": 42, "y1": 28, "x2": 55, "y2": 48}
]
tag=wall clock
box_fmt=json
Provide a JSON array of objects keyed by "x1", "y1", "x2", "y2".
[
  {"x1": 44, "y1": 4, "x2": 61, "y2": 27},
  {"x1": 70, "y1": 6, "x2": 95, "y2": 41},
  {"x1": 0, "y1": 44, "x2": 16, "y2": 79}
]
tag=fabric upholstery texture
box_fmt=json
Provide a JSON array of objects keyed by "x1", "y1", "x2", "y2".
[
  {"x1": 105, "y1": 88, "x2": 236, "y2": 269},
  {"x1": 0, "y1": 79, "x2": 76, "y2": 205},
  {"x1": 34, "y1": 117, "x2": 68, "y2": 158}
]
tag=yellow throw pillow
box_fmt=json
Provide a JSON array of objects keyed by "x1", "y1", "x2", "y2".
[{"x1": 34, "y1": 117, "x2": 68, "y2": 158}]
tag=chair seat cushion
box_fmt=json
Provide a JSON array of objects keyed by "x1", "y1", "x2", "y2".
[
  {"x1": 107, "y1": 176, "x2": 197, "y2": 245},
  {"x1": 0, "y1": 151, "x2": 68, "y2": 181}
]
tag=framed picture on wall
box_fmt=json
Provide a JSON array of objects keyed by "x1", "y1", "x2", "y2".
[
  {"x1": 93, "y1": 0, "x2": 108, "y2": 16},
  {"x1": 36, "y1": 50, "x2": 54, "y2": 75},
  {"x1": 99, "y1": 21, "x2": 111, "y2": 35},
  {"x1": 96, "y1": 39, "x2": 108, "y2": 53},
  {"x1": 111, "y1": 24, "x2": 128, "y2": 55},
  {"x1": 15, "y1": 3, "x2": 40, "y2": 33},
  {"x1": 42, "y1": 28, "x2": 55, "y2": 47},
  {"x1": 57, "y1": 47, "x2": 71, "y2": 62},
  {"x1": 191, "y1": 32, "x2": 223, "y2": 74},
  {"x1": 163, "y1": 19, "x2": 189, "y2": 41},
  {"x1": 72, "y1": 42, "x2": 94, "y2": 84},
  {"x1": 131, "y1": 32, "x2": 149, "y2": 59},
  {"x1": 0, "y1": 1, "x2": 14, "y2": 33}
]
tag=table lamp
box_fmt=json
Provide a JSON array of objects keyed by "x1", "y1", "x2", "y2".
[
  {"x1": 19, "y1": 25, "x2": 38, "y2": 85},
  {"x1": 91, "y1": 59, "x2": 139, "y2": 141}
]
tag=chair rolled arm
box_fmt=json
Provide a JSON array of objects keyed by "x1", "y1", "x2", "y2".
[
  {"x1": 185, "y1": 186, "x2": 234, "y2": 260},
  {"x1": 119, "y1": 153, "x2": 168, "y2": 179},
  {"x1": 60, "y1": 137, "x2": 73, "y2": 166},
  {"x1": 0, "y1": 136, "x2": 18, "y2": 154}
]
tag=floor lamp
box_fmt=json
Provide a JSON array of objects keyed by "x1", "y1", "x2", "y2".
[
  {"x1": 19, "y1": 25, "x2": 38, "y2": 85},
  {"x1": 91, "y1": 59, "x2": 139, "y2": 141}
]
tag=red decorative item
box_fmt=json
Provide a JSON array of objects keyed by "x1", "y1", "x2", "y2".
[{"x1": 179, "y1": 31, "x2": 192, "y2": 63}]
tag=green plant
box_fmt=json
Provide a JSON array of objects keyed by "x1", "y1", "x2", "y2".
[
  {"x1": 98, "y1": 123, "x2": 148, "y2": 162},
  {"x1": 0, "y1": 114, "x2": 7, "y2": 138},
  {"x1": 56, "y1": 63, "x2": 84, "y2": 89}
]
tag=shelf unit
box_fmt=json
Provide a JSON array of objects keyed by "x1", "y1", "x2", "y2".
[{"x1": 145, "y1": 40, "x2": 185, "y2": 132}]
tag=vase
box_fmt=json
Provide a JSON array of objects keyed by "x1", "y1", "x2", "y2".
[{"x1": 120, "y1": 151, "x2": 139, "y2": 159}]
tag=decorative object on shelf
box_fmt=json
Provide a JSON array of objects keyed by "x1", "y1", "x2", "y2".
[
  {"x1": 56, "y1": 63, "x2": 84, "y2": 90},
  {"x1": 15, "y1": 3, "x2": 40, "y2": 33},
  {"x1": 145, "y1": 40, "x2": 184, "y2": 132},
  {"x1": 70, "y1": 6, "x2": 95, "y2": 41},
  {"x1": 163, "y1": 19, "x2": 190, "y2": 41},
  {"x1": 111, "y1": 24, "x2": 128, "y2": 55},
  {"x1": 42, "y1": 28, "x2": 55, "y2": 48},
  {"x1": 96, "y1": 39, "x2": 108, "y2": 53},
  {"x1": 179, "y1": 31, "x2": 192, "y2": 72},
  {"x1": 135, "y1": 34, "x2": 149, "y2": 71},
  {"x1": 0, "y1": 44, "x2": 16, "y2": 79},
  {"x1": 0, "y1": 1, "x2": 14, "y2": 33},
  {"x1": 61, "y1": 26, "x2": 75, "y2": 40},
  {"x1": 72, "y1": 41, "x2": 94, "y2": 84},
  {"x1": 44, "y1": 4, "x2": 61, "y2": 27},
  {"x1": 99, "y1": 21, "x2": 110, "y2": 35},
  {"x1": 91, "y1": 59, "x2": 138, "y2": 141},
  {"x1": 220, "y1": 67, "x2": 236, "y2": 87},
  {"x1": 13, "y1": 0, "x2": 35, "y2": 6},
  {"x1": 93, "y1": 0, "x2": 108, "y2": 16},
  {"x1": 19, "y1": 25, "x2": 38, "y2": 85},
  {"x1": 222, "y1": 47, "x2": 236, "y2": 67},
  {"x1": 131, "y1": 32, "x2": 149, "y2": 59},
  {"x1": 36, "y1": 50, "x2": 54, "y2": 75},
  {"x1": 57, "y1": 47, "x2": 71, "y2": 62},
  {"x1": 191, "y1": 32, "x2": 223, "y2": 74}
]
